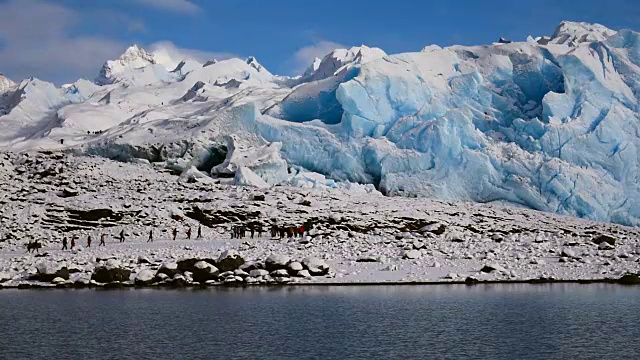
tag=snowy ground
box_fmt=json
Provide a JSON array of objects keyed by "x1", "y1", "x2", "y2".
[{"x1": 1, "y1": 152, "x2": 639, "y2": 289}]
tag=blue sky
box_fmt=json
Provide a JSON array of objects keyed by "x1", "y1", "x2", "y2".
[{"x1": 1, "y1": 0, "x2": 640, "y2": 84}]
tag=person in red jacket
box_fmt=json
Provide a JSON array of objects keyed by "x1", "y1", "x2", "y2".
[{"x1": 298, "y1": 225, "x2": 305, "y2": 237}]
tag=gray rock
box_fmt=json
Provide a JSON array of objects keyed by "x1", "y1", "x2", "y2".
[
  {"x1": 217, "y1": 250, "x2": 245, "y2": 272},
  {"x1": 191, "y1": 261, "x2": 220, "y2": 283},
  {"x1": 265, "y1": 254, "x2": 291, "y2": 272},
  {"x1": 157, "y1": 262, "x2": 179, "y2": 278},
  {"x1": 134, "y1": 269, "x2": 156, "y2": 286},
  {"x1": 402, "y1": 249, "x2": 421, "y2": 260},
  {"x1": 250, "y1": 269, "x2": 269, "y2": 278},
  {"x1": 288, "y1": 261, "x2": 303, "y2": 272}
]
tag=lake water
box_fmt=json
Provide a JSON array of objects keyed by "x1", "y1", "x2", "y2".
[{"x1": 0, "y1": 284, "x2": 638, "y2": 360}]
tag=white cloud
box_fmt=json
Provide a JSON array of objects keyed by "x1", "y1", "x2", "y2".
[
  {"x1": 291, "y1": 40, "x2": 346, "y2": 74},
  {"x1": 0, "y1": 0, "x2": 128, "y2": 84},
  {"x1": 149, "y1": 41, "x2": 237, "y2": 70},
  {"x1": 131, "y1": 0, "x2": 200, "y2": 15}
]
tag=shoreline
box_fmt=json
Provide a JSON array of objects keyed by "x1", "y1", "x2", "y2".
[{"x1": 3, "y1": 276, "x2": 640, "y2": 291}]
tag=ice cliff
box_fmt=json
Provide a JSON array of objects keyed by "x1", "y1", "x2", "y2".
[{"x1": 1, "y1": 21, "x2": 640, "y2": 226}]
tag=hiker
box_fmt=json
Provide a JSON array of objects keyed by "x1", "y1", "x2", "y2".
[
  {"x1": 186, "y1": 227, "x2": 192, "y2": 240},
  {"x1": 119, "y1": 230, "x2": 125, "y2": 243},
  {"x1": 294, "y1": 226, "x2": 300, "y2": 238},
  {"x1": 257, "y1": 224, "x2": 263, "y2": 238},
  {"x1": 279, "y1": 227, "x2": 285, "y2": 239},
  {"x1": 147, "y1": 229, "x2": 153, "y2": 243},
  {"x1": 197, "y1": 225, "x2": 202, "y2": 239},
  {"x1": 287, "y1": 227, "x2": 294, "y2": 238},
  {"x1": 62, "y1": 237, "x2": 68, "y2": 250},
  {"x1": 172, "y1": 228, "x2": 178, "y2": 241},
  {"x1": 231, "y1": 226, "x2": 236, "y2": 239},
  {"x1": 99, "y1": 234, "x2": 106, "y2": 247},
  {"x1": 271, "y1": 225, "x2": 277, "y2": 238},
  {"x1": 87, "y1": 235, "x2": 92, "y2": 248},
  {"x1": 71, "y1": 237, "x2": 76, "y2": 250},
  {"x1": 250, "y1": 225, "x2": 255, "y2": 239},
  {"x1": 299, "y1": 225, "x2": 305, "y2": 237}
]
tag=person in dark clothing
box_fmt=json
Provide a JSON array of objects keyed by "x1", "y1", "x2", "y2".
[
  {"x1": 257, "y1": 225, "x2": 263, "y2": 238},
  {"x1": 197, "y1": 225, "x2": 202, "y2": 239},
  {"x1": 87, "y1": 235, "x2": 92, "y2": 248},
  {"x1": 62, "y1": 237, "x2": 68, "y2": 250},
  {"x1": 172, "y1": 228, "x2": 178, "y2": 241},
  {"x1": 71, "y1": 237, "x2": 76, "y2": 250},
  {"x1": 271, "y1": 225, "x2": 277, "y2": 238},
  {"x1": 279, "y1": 227, "x2": 285, "y2": 239},
  {"x1": 147, "y1": 229, "x2": 153, "y2": 243},
  {"x1": 99, "y1": 234, "x2": 106, "y2": 247},
  {"x1": 250, "y1": 225, "x2": 255, "y2": 239},
  {"x1": 294, "y1": 227, "x2": 300, "y2": 238},
  {"x1": 119, "y1": 230, "x2": 125, "y2": 243},
  {"x1": 186, "y1": 227, "x2": 192, "y2": 240}
]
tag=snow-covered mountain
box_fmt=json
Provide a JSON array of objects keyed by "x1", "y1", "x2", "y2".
[{"x1": 2, "y1": 21, "x2": 640, "y2": 226}]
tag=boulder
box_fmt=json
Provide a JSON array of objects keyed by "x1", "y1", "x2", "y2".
[
  {"x1": 598, "y1": 242, "x2": 615, "y2": 250},
  {"x1": 617, "y1": 274, "x2": 640, "y2": 285},
  {"x1": 271, "y1": 269, "x2": 290, "y2": 278},
  {"x1": 217, "y1": 250, "x2": 245, "y2": 272},
  {"x1": 296, "y1": 270, "x2": 312, "y2": 278},
  {"x1": 51, "y1": 277, "x2": 66, "y2": 285},
  {"x1": 134, "y1": 270, "x2": 156, "y2": 286},
  {"x1": 234, "y1": 269, "x2": 250, "y2": 278},
  {"x1": 61, "y1": 187, "x2": 79, "y2": 197},
  {"x1": 356, "y1": 257, "x2": 379, "y2": 263},
  {"x1": 250, "y1": 269, "x2": 269, "y2": 278},
  {"x1": 561, "y1": 248, "x2": 577, "y2": 258},
  {"x1": 593, "y1": 234, "x2": 616, "y2": 246},
  {"x1": 157, "y1": 262, "x2": 180, "y2": 278},
  {"x1": 33, "y1": 262, "x2": 70, "y2": 282},
  {"x1": 191, "y1": 261, "x2": 220, "y2": 283},
  {"x1": 402, "y1": 250, "x2": 421, "y2": 260},
  {"x1": 137, "y1": 256, "x2": 152, "y2": 264},
  {"x1": 177, "y1": 258, "x2": 216, "y2": 273},
  {"x1": 288, "y1": 261, "x2": 303, "y2": 272},
  {"x1": 302, "y1": 257, "x2": 330, "y2": 276},
  {"x1": 480, "y1": 263, "x2": 508, "y2": 274},
  {"x1": 265, "y1": 254, "x2": 291, "y2": 271},
  {"x1": 240, "y1": 261, "x2": 263, "y2": 272},
  {"x1": 92, "y1": 265, "x2": 131, "y2": 283}
]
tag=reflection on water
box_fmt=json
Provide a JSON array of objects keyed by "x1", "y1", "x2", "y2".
[{"x1": 0, "y1": 284, "x2": 638, "y2": 360}]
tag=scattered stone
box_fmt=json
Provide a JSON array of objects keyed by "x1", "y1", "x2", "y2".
[
  {"x1": 402, "y1": 249, "x2": 421, "y2": 260},
  {"x1": 250, "y1": 269, "x2": 269, "y2": 278},
  {"x1": 617, "y1": 274, "x2": 640, "y2": 285},
  {"x1": 157, "y1": 262, "x2": 179, "y2": 278},
  {"x1": 288, "y1": 261, "x2": 303, "y2": 272},
  {"x1": 265, "y1": 254, "x2": 291, "y2": 272},
  {"x1": 302, "y1": 257, "x2": 330, "y2": 276},
  {"x1": 480, "y1": 263, "x2": 507, "y2": 274},
  {"x1": 296, "y1": 270, "x2": 312, "y2": 278},
  {"x1": 217, "y1": 250, "x2": 245, "y2": 272},
  {"x1": 191, "y1": 261, "x2": 220, "y2": 283},
  {"x1": 599, "y1": 242, "x2": 615, "y2": 250},
  {"x1": 92, "y1": 265, "x2": 131, "y2": 283},
  {"x1": 134, "y1": 270, "x2": 156, "y2": 286},
  {"x1": 593, "y1": 234, "x2": 616, "y2": 246}
]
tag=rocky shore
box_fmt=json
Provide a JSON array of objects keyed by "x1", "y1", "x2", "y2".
[{"x1": 1, "y1": 152, "x2": 640, "y2": 289}]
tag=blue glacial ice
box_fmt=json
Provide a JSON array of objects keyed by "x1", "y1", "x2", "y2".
[{"x1": 255, "y1": 27, "x2": 640, "y2": 226}]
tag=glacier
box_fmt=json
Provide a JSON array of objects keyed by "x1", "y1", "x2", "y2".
[{"x1": 1, "y1": 21, "x2": 640, "y2": 226}]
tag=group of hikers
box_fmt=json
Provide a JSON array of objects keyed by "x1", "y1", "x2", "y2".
[
  {"x1": 230, "y1": 223, "x2": 306, "y2": 239},
  {"x1": 26, "y1": 221, "x2": 311, "y2": 253}
]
